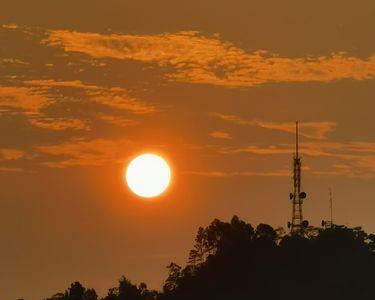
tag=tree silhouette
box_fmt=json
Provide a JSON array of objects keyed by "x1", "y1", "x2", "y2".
[
  {"x1": 44, "y1": 216, "x2": 375, "y2": 300},
  {"x1": 102, "y1": 276, "x2": 157, "y2": 300},
  {"x1": 161, "y1": 216, "x2": 375, "y2": 300}
]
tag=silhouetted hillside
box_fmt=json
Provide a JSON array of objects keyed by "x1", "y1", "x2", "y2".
[{"x1": 44, "y1": 216, "x2": 375, "y2": 300}]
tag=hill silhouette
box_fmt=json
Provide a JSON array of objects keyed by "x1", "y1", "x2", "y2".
[{"x1": 44, "y1": 216, "x2": 375, "y2": 300}]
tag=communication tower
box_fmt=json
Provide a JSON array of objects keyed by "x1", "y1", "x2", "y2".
[
  {"x1": 288, "y1": 122, "x2": 309, "y2": 234},
  {"x1": 322, "y1": 188, "x2": 334, "y2": 229}
]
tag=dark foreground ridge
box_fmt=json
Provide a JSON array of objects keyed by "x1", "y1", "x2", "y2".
[{"x1": 42, "y1": 216, "x2": 375, "y2": 300}]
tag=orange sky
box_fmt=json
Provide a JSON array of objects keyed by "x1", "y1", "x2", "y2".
[{"x1": 1, "y1": 1, "x2": 375, "y2": 299}]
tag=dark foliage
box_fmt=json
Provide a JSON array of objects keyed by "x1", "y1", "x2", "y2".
[
  {"x1": 45, "y1": 282, "x2": 98, "y2": 300},
  {"x1": 101, "y1": 276, "x2": 158, "y2": 300},
  {"x1": 44, "y1": 216, "x2": 375, "y2": 300},
  {"x1": 45, "y1": 278, "x2": 158, "y2": 300}
]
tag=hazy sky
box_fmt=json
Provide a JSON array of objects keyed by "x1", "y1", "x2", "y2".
[{"x1": 1, "y1": 1, "x2": 375, "y2": 299}]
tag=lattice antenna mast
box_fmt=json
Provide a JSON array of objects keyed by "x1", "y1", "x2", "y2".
[
  {"x1": 322, "y1": 188, "x2": 334, "y2": 229},
  {"x1": 288, "y1": 122, "x2": 308, "y2": 234},
  {"x1": 329, "y1": 188, "x2": 333, "y2": 225}
]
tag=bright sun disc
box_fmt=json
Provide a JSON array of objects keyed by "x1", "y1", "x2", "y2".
[{"x1": 126, "y1": 154, "x2": 171, "y2": 198}]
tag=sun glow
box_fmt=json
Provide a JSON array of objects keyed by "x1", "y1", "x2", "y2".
[{"x1": 126, "y1": 154, "x2": 171, "y2": 198}]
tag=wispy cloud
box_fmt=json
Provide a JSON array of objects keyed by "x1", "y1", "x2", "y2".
[
  {"x1": 98, "y1": 115, "x2": 139, "y2": 127},
  {"x1": 24, "y1": 79, "x2": 101, "y2": 90},
  {"x1": 2, "y1": 23, "x2": 20, "y2": 30},
  {"x1": 2, "y1": 24, "x2": 375, "y2": 180},
  {"x1": 0, "y1": 85, "x2": 91, "y2": 131},
  {"x1": 209, "y1": 130, "x2": 232, "y2": 140},
  {"x1": 1, "y1": 23, "x2": 36, "y2": 36},
  {"x1": 0, "y1": 148, "x2": 27, "y2": 173},
  {"x1": 217, "y1": 141, "x2": 375, "y2": 179},
  {"x1": 24, "y1": 79, "x2": 158, "y2": 114},
  {"x1": 214, "y1": 113, "x2": 336, "y2": 139},
  {"x1": 0, "y1": 58, "x2": 29, "y2": 66},
  {"x1": 29, "y1": 118, "x2": 90, "y2": 131},
  {"x1": 0, "y1": 78, "x2": 158, "y2": 133},
  {"x1": 35, "y1": 138, "x2": 135, "y2": 168},
  {"x1": 219, "y1": 141, "x2": 375, "y2": 157},
  {"x1": 43, "y1": 29, "x2": 375, "y2": 87},
  {"x1": 0, "y1": 148, "x2": 25, "y2": 160},
  {"x1": 0, "y1": 166, "x2": 26, "y2": 173},
  {"x1": 181, "y1": 170, "x2": 290, "y2": 177},
  {"x1": 0, "y1": 86, "x2": 50, "y2": 116}
]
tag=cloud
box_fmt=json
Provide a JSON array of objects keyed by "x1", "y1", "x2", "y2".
[
  {"x1": 0, "y1": 148, "x2": 26, "y2": 173},
  {"x1": 256, "y1": 121, "x2": 336, "y2": 140},
  {"x1": 0, "y1": 85, "x2": 91, "y2": 131},
  {"x1": 29, "y1": 118, "x2": 90, "y2": 131},
  {"x1": 181, "y1": 170, "x2": 290, "y2": 177},
  {"x1": 0, "y1": 78, "x2": 158, "y2": 134},
  {"x1": 1, "y1": 23, "x2": 36, "y2": 36},
  {"x1": 0, "y1": 148, "x2": 25, "y2": 160},
  {"x1": 15, "y1": 133, "x2": 375, "y2": 179},
  {"x1": 24, "y1": 79, "x2": 101, "y2": 90},
  {"x1": 0, "y1": 58, "x2": 29, "y2": 65},
  {"x1": 35, "y1": 138, "x2": 135, "y2": 168},
  {"x1": 92, "y1": 94, "x2": 157, "y2": 114},
  {"x1": 2, "y1": 23, "x2": 20, "y2": 30},
  {"x1": 218, "y1": 141, "x2": 359, "y2": 157},
  {"x1": 43, "y1": 29, "x2": 375, "y2": 87},
  {"x1": 217, "y1": 141, "x2": 375, "y2": 179},
  {"x1": 183, "y1": 139, "x2": 375, "y2": 179},
  {"x1": 98, "y1": 115, "x2": 139, "y2": 127},
  {"x1": 219, "y1": 145, "x2": 292, "y2": 156},
  {"x1": 214, "y1": 113, "x2": 336, "y2": 139},
  {"x1": 2, "y1": 24, "x2": 375, "y2": 180},
  {"x1": 0, "y1": 86, "x2": 50, "y2": 116},
  {"x1": 24, "y1": 79, "x2": 158, "y2": 114},
  {"x1": 0, "y1": 167, "x2": 26, "y2": 173},
  {"x1": 209, "y1": 130, "x2": 232, "y2": 139}
]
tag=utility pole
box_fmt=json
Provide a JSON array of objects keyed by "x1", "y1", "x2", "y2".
[{"x1": 288, "y1": 122, "x2": 309, "y2": 234}]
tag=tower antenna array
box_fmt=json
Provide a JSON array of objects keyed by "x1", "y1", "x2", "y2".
[
  {"x1": 330, "y1": 188, "x2": 333, "y2": 225},
  {"x1": 322, "y1": 188, "x2": 334, "y2": 229},
  {"x1": 288, "y1": 122, "x2": 309, "y2": 234}
]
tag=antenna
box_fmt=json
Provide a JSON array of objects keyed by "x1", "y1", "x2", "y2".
[
  {"x1": 296, "y1": 121, "x2": 299, "y2": 159},
  {"x1": 329, "y1": 188, "x2": 333, "y2": 225},
  {"x1": 288, "y1": 122, "x2": 309, "y2": 235},
  {"x1": 322, "y1": 188, "x2": 334, "y2": 229}
]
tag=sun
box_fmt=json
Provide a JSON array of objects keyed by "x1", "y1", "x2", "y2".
[{"x1": 126, "y1": 153, "x2": 172, "y2": 198}]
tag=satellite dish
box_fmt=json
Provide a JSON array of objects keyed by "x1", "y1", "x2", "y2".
[
  {"x1": 300, "y1": 192, "x2": 307, "y2": 199},
  {"x1": 302, "y1": 220, "x2": 309, "y2": 228},
  {"x1": 289, "y1": 193, "x2": 294, "y2": 200},
  {"x1": 287, "y1": 222, "x2": 292, "y2": 228}
]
